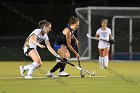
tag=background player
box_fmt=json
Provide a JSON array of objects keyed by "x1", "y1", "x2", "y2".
[
  {"x1": 19, "y1": 20, "x2": 60, "y2": 79},
  {"x1": 46, "y1": 16, "x2": 80, "y2": 77},
  {"x1": 95, "y1": 19, "x2": 113, "y2": 69}
]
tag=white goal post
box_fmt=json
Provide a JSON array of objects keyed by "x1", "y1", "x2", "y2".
[
  {"x1": 112, "y1": 16, "x2": 140, "y2": 60},
  {"x1": 71, "y1": 7, "x2": 140, "y2": 61}
]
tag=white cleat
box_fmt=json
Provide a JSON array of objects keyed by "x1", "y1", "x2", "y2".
[
  {"x1": 46, "y1": 71, "x2": 57, "y2": 78},
  {"x1": 57, "y1": 71, "x2": 70, "y2": 77},
  {"x1": 19, "y1": 66, "x2": 25, "y2": 77},
  {"x1": 24, "y1": 76, "x2": 33, "y2": 79}
]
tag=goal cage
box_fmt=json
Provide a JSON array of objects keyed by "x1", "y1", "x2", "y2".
[{"x1": 73, "y1": 7, "x2": 140, "y2": 61}]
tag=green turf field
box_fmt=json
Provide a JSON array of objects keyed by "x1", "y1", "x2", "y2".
[{"x1": 0, "y1": 61, "x2": 140, "y2": 93}]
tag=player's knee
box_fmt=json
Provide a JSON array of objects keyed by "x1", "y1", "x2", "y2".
[
  {"x1": 39, "y1": 62, "x2": 42, "y2": 67},
  {"x1": 35, "y1": 59, "x2": 42, "y2": 66},
  {"x1": 66, "y1": 53, "x2": 70, "y2": 58},
  {"x1": 62, "y1": 58, "x2": 68, "y2": 63}
]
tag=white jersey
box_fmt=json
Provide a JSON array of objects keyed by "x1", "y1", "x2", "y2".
[
  {"x1": 96, "y1": 27, "x2": 111, "y2": 49},
  {"x1": 23, "y1": 29, "x2": 49, "y2": 50}
]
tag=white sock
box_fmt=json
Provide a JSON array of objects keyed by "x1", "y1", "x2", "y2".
[
  {"x1": 101, "y1": 57, "x2": 104, "y2": 69},
  {"x1": 104, "y1": 56, "x2": 108, "y2": 68},
  {"x1": 23, "y1": 64, "x2": 31, "y2": 70},
  {"x1": 99, "y1": 56, "x2": 104, "y2": 69},
  {"x1": 27, "y1": 62, "x2": 40, "y2": 76},
  {"x1": 99, "y1": 56, "x2": 101, "y2": 66}
]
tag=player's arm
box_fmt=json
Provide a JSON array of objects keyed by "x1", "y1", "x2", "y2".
[
  {"x1": 109, "y1": 34, "x2": 113, "y2": 40},
  {"x1": 45, "y1": 40, "x2": 60, "y2": 58},
  {"x1": 95, "y1": 34, "x2": 100, "y2": 40},
  {"x1": 29, "y1": 34, "x2": 45, "y2": 48},
  {"x1": 109, "y1": 30, "x2": 115, "y2": 44},
  {"x1": 64, "y1": 28, "x2": 79, "y2": 58},
  {"x1": 95, "y1": 29, "x2": 100, "y2": 40}
]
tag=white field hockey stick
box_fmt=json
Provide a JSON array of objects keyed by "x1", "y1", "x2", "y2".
[
  {"x1": 72, "y1": 36, "x2": 85, "y2": 77},
  {"x1": 87, "y1": 33, "x2": 115, "y2": 44},
  {"x1": 66, "y1": 61, "x2": 95, "y2": 76},
  {"x1": 77, "y1": 58, "x2": 85, "y2": 77},
  {"x1": 57, "y1": 57, "x2": 95, "y2": 76}
]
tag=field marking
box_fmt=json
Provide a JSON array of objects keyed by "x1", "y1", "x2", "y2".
[
  {"x1": 0, "y1": 76, "x2": 107, "y2": 80},
  {"x1": 69, "y1": 76, "x2": 107, "y2": 78}
]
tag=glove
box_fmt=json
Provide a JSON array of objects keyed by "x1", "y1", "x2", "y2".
[
  {"x1": 109, "y1": 39, "x2": 115, "y2": 44},
  {"x1": 56, "y1": 58, "x2": 67, "y2": 64},
  {"x1": 61, "y1": 58, "x2": 68, "y2": 64},
  {"x1": 55, "y1": 55, "x2": 61, "y2": 60}
]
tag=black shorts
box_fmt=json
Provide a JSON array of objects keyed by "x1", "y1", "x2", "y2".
[{"x1": 25, "y1": 48, "x2": 34, "y2": 56}]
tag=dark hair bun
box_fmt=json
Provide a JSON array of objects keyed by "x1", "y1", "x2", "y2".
[{"x1": 68, "y1": 16, "x2": 79, "y2": 25}]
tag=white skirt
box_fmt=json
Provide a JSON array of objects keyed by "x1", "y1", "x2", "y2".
[{"x1": 98, "y1": 40, "x2": 110, "y2": 49}]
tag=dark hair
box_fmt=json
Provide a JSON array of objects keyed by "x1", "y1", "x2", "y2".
[
  {"x1": 38, "y1": 20, "x2": 51, "y2": 29},
  {"x1": 68, "y1": 16, "x2": 79, "y2": 25}
]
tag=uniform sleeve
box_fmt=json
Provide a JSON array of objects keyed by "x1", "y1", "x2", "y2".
[
  {"x1": 96, "y1": 29, "x2": 100, "y2": 35},
  {"x1": 109, "y1": 28, "x2": 111, "y2": 35},
  {"x1": 31, "y1": 29, "x2": 41, "y2": 36},
  {"x1": 44, "y1": 33, "x2": 49, "y2": 42}
]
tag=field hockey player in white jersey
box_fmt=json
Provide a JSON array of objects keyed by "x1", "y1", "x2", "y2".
[
  {"x1": 19, "y1": 20, "x2": 60, "y2": 79},
  {"x1": 95, "y1": 19, "x2": 113, "y2": 69}
]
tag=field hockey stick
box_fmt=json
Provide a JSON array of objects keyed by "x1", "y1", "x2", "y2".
[
  {"x1": 65, "y1": 60, "x2": 95, "y2": 76},
  {"x1": 56, "y1": 57, "x2": 95, "y2": 76},
  {"x1": 87, "y1": 33, "x2": 115, "y2": 44},
  {"x1": 73, "y1": 41, "x2": 85, "y2": 77},
  {"x1": 77, "y1": 58, "x2": 85, "y2": 77}
]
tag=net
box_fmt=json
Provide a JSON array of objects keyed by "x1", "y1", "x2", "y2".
[{"x1": 75, "y1": 7, "x2": 140, "y2": 60}]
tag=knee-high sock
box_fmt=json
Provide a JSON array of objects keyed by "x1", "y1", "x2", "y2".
[
  {"x1": 60, "y1": 58, "x2": 67, "y2": 72},
  {"x1": 60, "y1": 63, "x2": 66, "y2": 72},
  {"x1": 23, "y1": 64, "x2": 31, "y2": 70},
  {"x1": 50, "y1": 62, "x2": 61, "y2": 73},
  {"x1": 27, "y1": 62, "x2": 40, "y2": 76},
  {"x1": 99, "y1": 56, "x2": 101, "y2": 67},
  {"x1": 99, "y1": 56, "x2": 104, "y2": 69},
  {"x1": 104, "y1": 56, "x2": 108, "y2": 68}
]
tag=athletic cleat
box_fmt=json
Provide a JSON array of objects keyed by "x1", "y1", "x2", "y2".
[
  {"x1": 19, "y1": 66, "x2": 25, "y2": 77},
  {"x1": 46, "y1": 71, "x2": 57, "y2": 78},
  {"x1": 24, "y1": 76, "x2": 33, "y2": 79},
  {"x1": 57, "y1": 71, "x2": 70, "y2": 77}
]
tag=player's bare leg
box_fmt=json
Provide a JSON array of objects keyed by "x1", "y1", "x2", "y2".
[
  {"x1": 103, "y1": 48, "x2": 110, "y2": 69},
  {"x1": 24, "y1": 49, "x2": 41, "y2": 79},
  {"x1": 57, "y1": 45, "x2": 70, "y2": 77}
]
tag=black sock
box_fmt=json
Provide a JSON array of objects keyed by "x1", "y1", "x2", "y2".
[
  {"x1": 60, "y1": 58, "x2": 67, "y2": 72},
  {"x1": 60, "y1": 63, "x2": 66, "y2": 72},
  {"x1": 50, "y1": 62, "x2": 61, "y2": 73}
]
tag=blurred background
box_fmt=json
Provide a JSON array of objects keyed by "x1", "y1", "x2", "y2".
[{"x1": 0, "y1": 0, "x2": 140, "y2": 61}]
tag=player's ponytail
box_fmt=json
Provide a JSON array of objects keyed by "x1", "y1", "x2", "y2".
[
  {"x1": 68, "y1": 16, "x2": 79, "y2": 25},
  {"x1": 38, "y1": 20, "x2": 51, "y2": 29}
]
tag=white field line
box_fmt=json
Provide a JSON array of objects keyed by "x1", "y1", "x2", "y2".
[{"x1": 0, "y1": 76, "x2": 107, "y2": 80}]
